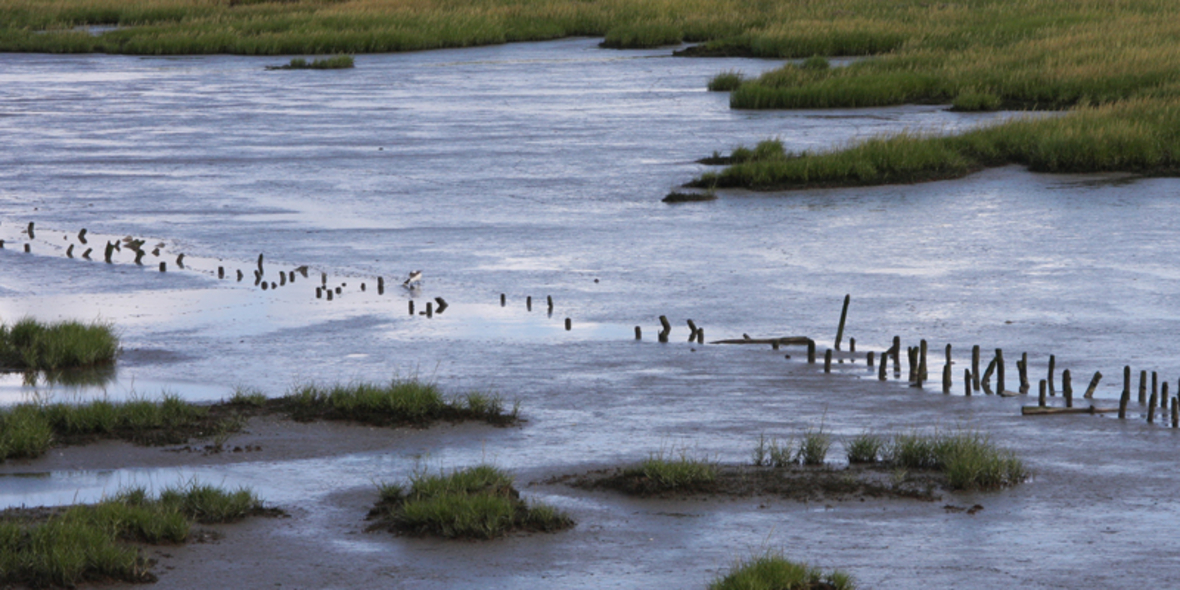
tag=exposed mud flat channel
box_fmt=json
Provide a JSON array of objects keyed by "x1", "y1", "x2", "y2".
[{"x1": 2, "y1": 38, "x2": 1180, "y2": 588}]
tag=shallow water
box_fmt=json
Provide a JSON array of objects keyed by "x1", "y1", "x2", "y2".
[{"x1": 2, "y1": 38, "x2": 1179, "y2": 588}]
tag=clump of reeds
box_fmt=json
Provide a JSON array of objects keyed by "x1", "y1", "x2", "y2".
[
  {"x1": 710, "y1": 551, "x2": 856, "y2": 590},
  {"x1": 752, "y1": 429, "x2": 829, "y2": 467},
  {"x1": 373, "y1": 464, "x2": 573, "y2": 539},
  {"x1": 227, "y1": 386, "x2": 267, "y2": 408},
  {"x1": 707, "y1": 70, "x2": 745, "y2": 91},
  {"x1": 283, "y1": 378, "x2": 518, "y2": 426},
  {"x1": 884, "y1": 430, "x2": 1026, "y2": 490},
  {"x1": 0, "y1": 318, "x2": 119, "y2": 371},
  {"x1": 625, "y1": 448, "x2": 717, "y2": 491},
  {"x1": 0, "y1": 483, "x2": 267, "y2": 588},
  {"x1": 844, "y1": 432, "x2": 885, "y2": 464},
  {"x1": 0, "y1": 393, "x2": 235, "y2": 462},
  {"x1": 267, "y1": 55, "x2": 354, "y2": 70}
]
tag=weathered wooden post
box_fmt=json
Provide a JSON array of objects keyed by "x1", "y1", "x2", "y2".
[
  {"x1": 66, "y1": 244, "x2": 74, "y2": 258},
  {"x1": 635, "y1": 326, "x2": 642, "y2": 340},
  {"x1": 943, "y1": 362, "x2": 952, "y2": 394},
  {"x1": 982, "y1": 357, "x2": 997, "y2": 395},
  {"x1": 526, "y1": 296, "x2": 532, "y2": 311},
  {"x1": 316, "y1": 287, "x2": 322, "y2": 299},
  {"x1": 915, "y1": 342, "x2": 925, "y2": 382},
  {"x1": 1063, "y1": 369, "x2": 1073, "y2": 408},
  {"x1": 218, "y1": 267, "x2": 225, "y2": 279},
  {"x1": 1152, "y1": 372, "x2": 1159, "y2": 409},
  {"x1": 658, "y1": 316, "x2": 669, "y2": 343},
  {"x1": 687, "y1": 320, "x2": 698, "y2": 343},
  {"x1": 500, "y1": 293, "x2": 506, "y2": 306},
  {"x1": 824, "y1": 349, "x2": 832, "y2": 373},
  {"x1": 257, "y1": 253, "x2": 264, "y2": 274},
  {"x1": 321, "y1": 272, "x2": 327, "y2": 286},
  {"x1": 1139, "y1": 370, "x2": 1148, "y2": 405},
  {"x1": 1018, "y1": 352, "x2": 1029, "y2": 394},
  {"x1": 26, "y1": 222, "x2": 34, "y2": 239},
  {"x1": 159, "y1": 262, "x2": 166, "y2": 272},
  {"x1": 878, "y1": 351, "x2": 887, "y2": 381},
  {"x1": 1047, "y1": 355, "x2": 1056, "y2": 395},
  {"x1": 971, "y1": 345, "x2": 981, "y2": 392},
  {"x1": 82, "y1": 248, "x2": 91, "y2": 259},
  {"x1": 104, "y1": 242, "x2": 114, "y2": 263},
  {"x1": 426, "y1": 302, "x2": 433, "y2": 317},
  {"x1": 907, "y1": 347, "x2": 918, "y2": 382},
  {"x1": 835, "y1": 294, "x2": 850, "y2": 350},
  {"x1": 176, "y1": 253, "x2": 185, "y2": 269},
  {"x1": 289, "y1": 271, "x2": 295, "y2": 283},
  {"x1": 964, "y1": 369, "x2": 972, "y2": 396},
  {"x1": 867, "y1": 351, "x2": 875, "y2": 367},
  {"x1": 280, "y1": 272, "x2": 286, "y2": 286},
  {"x1": 377, "y1": 277, "x2": 384, "y2": 295},
  {"x1": 1039, "y1": 379, "x2": 1047, "y2": 407},
  {"x1": 547, "y1": 295, "x2": 554, "y2": 312},
  {"x1": 78, "y1": 228, "x2": 87, "y2": 244},
  {"x1": 996, "y1": 349, "x2": 1006, "y2": 395},
  {"x1": 23, "y1": 244, "x2": 30, "y2": 253},
  {"x1": 892, "y1": 336, "x2": 901, "y2": 376},
  {"x1": 237, "y1": 269, "x2": 243, "y2": 281},
  {"x1": 262, "y1": 282, "x2": 269, "y2": 291},
  {"x1": 434, "y1": 297, "x2": 448, "y2": 313},
  {"x1": 1123, "y1": 366, "x2": 1131, "y2": 406},
  {"x1": 1172, "y1": 397, "x2": 1178, "y2": 428},
  {"x1": 1118, "y1": 374, "x2": 1130, "y2": 419},
  {"x1": 808, "y1": 340, "x2": 816, "y2": 364},
  {"x1": 133, "y1": 248, "x2": 145, "y2": 265},
  {"x1": 1083, "y1": 371, "x2": 1102, "y2": 399},
  {"x1": 1148, "y1": 391, "x2": 1158, "y2": 424},
  {"x1": 408, "y1": 300, "x2": 414, "y2": 315},
  {"x1": 696, "y1": 329, "x2": 704, "y2": 344}
]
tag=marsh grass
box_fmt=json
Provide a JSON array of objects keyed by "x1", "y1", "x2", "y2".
[
  {"x1": 283, "y1": 378, "x2": 518, "y2": 426},
  {"x1": 373, "y1": 465, "x2": 573, "y2": 539},
  {"x1": 623, "y1": 448, "x2": 717, "y2": 492},
  {"x1": 844, "y1": 433, "x2": 884, "y2": 464},
  {"x1": 0, "y1": 318, "x2": 118, "y2": 372},
  {"x1": 0, "y1": 483, "x2": 267, "y2": 588},
  {"x1": 711, "y1": 552, "x2": 855, "y2": 590},
  {"x1": 0, "y1": 393, "x2": 233, "y2": 462},
  {"x1": 707, "y1": 70, "x2": 745, "y2": 92},
  {"x1": 795, "y1": 429, "x2": 830, "y2": 466},
  {"x1": 267, "y1": 54, "x2": 353, "y2": 70},
  {"x1": 884, "y1": 431, "x2": 1026, "y2": 490}
]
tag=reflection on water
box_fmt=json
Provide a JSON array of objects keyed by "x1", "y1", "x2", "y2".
[{"x1": 10, "y1": 365, "x2": 117, "y2": 388}]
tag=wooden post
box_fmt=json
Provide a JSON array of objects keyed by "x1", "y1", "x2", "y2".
[
  {"x1": 426, "y1": 302, "x2": 433, "y2": 318},
  {"x1": 1047, "y1": 355, "x2": 1056, "y2": 395},
  {"x1": 159, "y1": 262, "x2": 166, "y2": 272},
  {"x1": 176, "y1": 253, "x2": 185, "y2": 269},
  {"x1": 892, "y1": 336, "x2": 901, "y2": 376},
  {"x1": 824, "y1": 349, "x2": 832, "y2": 373},
  {"x1": 1018, "y1": 352, "x2": 1029, "y2": 394},
  {"x1": 659, "y1": 315, "x2": 671, "y2": 334},
  {"x1": 1139, "y1": 370, "x2": 1147, "y2": 404},
  {"x1": 1163, "y1": 383, "x2": 1171, "y2": 422},
  {"x1": 66, "y1": 244, "x2": 74, "y2": 258},
  {"x1": 1039, "y1": 379, "x2": 1047, "y2": 407},
  {"x1": 26, "y1": 222, "x2": 34, "y2": 239},
  {"x1": 943, "y1": 363, "x2": 952, "y2": 394},
  {"x1": 321, "y1": 272, "x2": 327, "y2": 286},
  {"x1": 526, "y1": 296, "x2": 532, "y2": 311},
  {"x1": 808, "y1": 340, "x2": 816, "y2": 364},
  {"x1": 1063, "y1": 369, "x2": 1073, "y2": 408},
  {"x1": 82, "y1": 248, "x2": 91, "y2": 259},
  {"x1": 1148, "y1": 391, "x2": 1158, "y2": 424},
  {"x1": 547, "y1": 295, "x2": 553, "y2": 311},
  {"x1": 434, "y1": 297, "x2": 448, "y2": 313},
  {"x1": 834, "y1": 294, "x2": 850, "y2": 350},
  {"x1": 1123, "y1": 366, "x2": 1131, "y2": 405},
  {"x1": 878, "y1": 351, "x2": 887, "y2": 381},
  {"x1": 262, "y1": 282, "x2": 269, "y2": 291},
  {"x1": 849, "y1": 337, "x2": 856, "y2": 353},
  {"x1": 408, "y1": 300, "x2": 414, "y2": 315},
  {"x1": 635, "y1": 326, "x2": 642, "y2": 340},
  {"x1": 982, "y1": 357, "x2": 997, "y2": 395},
  {"x1": 1118, "y1": 377, "x2": 1130, "y2": 419},
  {"x1": 971, "y1": 345, "x2": 981, "y2": 392},
  {"x1": 360, "y1": 282, "x2": 365, "y2": 291},
  {"x1": 133, "y1": 248, "x2": 144, "y2": 265},
  {"x1": 1083, "y1": 371, "x2": 1102, "y2": 399},
  {"x1": 288, "y1": 271, "x2": 294, "y2": 283},
  {"x1": 996, "y1": 349, "x2": 1005, "y2": 395},
  {"x1": 696, "y1": 329, "x2": 704, "y2": 344},
  {"x1": 377, "y1": 276, "x2": 384, "y2": 295},
  {"x1": 908, "y1": 347, "x2": 918, "y2": 383},
  {"x1": 500, "y1": 293, "x2": 506, "y2": 306},
  {"x1": 104, "y1": 242, "x2": 114, "y2": 263},
  {"x1": 218, "y1": 267, "x2": 225, "y2": 279},
  {"x1": 280, "y1": 272, "x2": 286, "y2": 286},
  {"x1": 915, "y1": 342, "x2": 925, "y2": 382},
  {"x1": 23, "y1": 243, "x2": 29, "y2": 253},
  {"x1": 687, "y1": 320, "x2": 698, "y2": 343},
  {"x1": 1152, "y1": 372, "x2": 1159, "y2": 409},
  {"x1": 1172, "y1": 397, "x2": 1178, "y2": 429},
  {"x1": 867, "y1": 351, "x2": 875, "y2": 367},
  {"x1": 564, "y1": 317, "x2": 571, "y2": 330},
  {"x1": 316, "y1": 287, "x2": 322, "y2": 299},
  {"x1": 964, "y1": 369, "x2": 972, "y2": 396},
  {"x1": 237, "y1": 269, "x2": 243, "y2": 281},
  {"x1": 78, "y1": 228, "x2": 87, "y2": 244}
]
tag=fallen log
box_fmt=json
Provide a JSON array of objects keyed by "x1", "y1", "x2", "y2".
[
  {"x1": 1022, "y1": 405, "x2": 1120, "y2": 416},
  {"x1": 711, "y1": 336, "x2": 814, "y2": 346}
]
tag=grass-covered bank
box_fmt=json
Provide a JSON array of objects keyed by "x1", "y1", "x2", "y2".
[
  {"x1": 0, "y1": 484, "x2": 275, "y2": 588},
  {"x1": 711, "y1": 553, "x2": 855, "y2": 590},
  {"x1": 0, "y1": 379, "x2": 519, "y2": 462},
  {"x1": 0, "y1": 318, "x2": 118, "y2": 372},
  {"x1": 692, "y1": 98, "x2": 1180, "y2": 191},
  {"x1": 369, "y1": 465, "x2": 574, "y2": 539}
]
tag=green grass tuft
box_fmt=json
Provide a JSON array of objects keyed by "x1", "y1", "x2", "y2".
[
  {"x1": 284, "y1": 378, "x2": 517, "y2": 426},
  {"x1": 707, "y1": 69, "x2": 745, "y2": 91},
  {"x1": 624, "y1": 448, "x2": 717, "y2": 491},
  {"x1": 885, "y1": 430, "x2": 1027, "y2": 490},
  {"x1": 710, "y1": 552, "x2": 856, "y2": 590},
  {"x1": 795, "y1": 429, "x2": 830, "y2": 466},
  {"x1": 268, "y1": 54, "x2": 354, "y2": 70},
  {"x1": 375, "y1": 465, "x2": 573, "y2": 539},
  {"x1": 0, "y1": 318, "x2": 118, "y2": 372},
  {"x1": 0, "y1": 483, "x2": 267, "y2": 588},
  {"x1": 845, "y1": 433, "x2": 884, "y2": 464},
  {"x1": 227, "y1": 387, "x2": 268, "y2": 408}
]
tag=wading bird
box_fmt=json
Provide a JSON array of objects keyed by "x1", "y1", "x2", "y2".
[{"x1": 403, "y1": 270, "x2": 423, "y2": 288}]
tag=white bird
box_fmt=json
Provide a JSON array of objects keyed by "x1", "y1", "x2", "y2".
[{"x1": 403, "y1": 270, "x2": 423, "y2": 288}]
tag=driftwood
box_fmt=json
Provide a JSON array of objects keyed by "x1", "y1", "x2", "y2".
[
  {"x1": 1022, "y1": 405, "x2": 1120, "y2": 416},
  {"x1": 711, "y1": 336, "x2": 814, "y2": 346}
]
